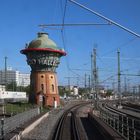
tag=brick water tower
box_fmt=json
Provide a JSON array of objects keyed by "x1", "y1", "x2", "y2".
[{"x1": 21, "y1": 32, "x2": 66, "y2": 107}]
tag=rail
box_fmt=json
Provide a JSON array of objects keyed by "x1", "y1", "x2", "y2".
[
  {"x1": 52, "y1": 103, "x2": 88, "y2": 140},
  {"x1": 98, "y1": 102, "x2": 140, "y2": 140},
  {"x1": 122, "y1": 103, "x2": 140, "y2": 113}
]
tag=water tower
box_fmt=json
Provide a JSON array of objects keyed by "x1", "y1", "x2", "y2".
[{"x1": 21, "y1": 32, "x2": 66, "y2": 107}]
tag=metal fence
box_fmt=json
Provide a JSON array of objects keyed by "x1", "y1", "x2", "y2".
[
  {"x1": 0, "y1": 107, "x2": 40, "y2": 137},
  {"x1": 98, "y1": 103, "x2": 140, "y2": 140}
]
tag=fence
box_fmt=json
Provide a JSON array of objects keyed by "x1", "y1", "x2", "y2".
[
  {"x1": 98, "y1": 103, "x2": 140, "y2": 140},
  {"x1": 0, "y1": 107, "x2": 40, "y2": 138}
]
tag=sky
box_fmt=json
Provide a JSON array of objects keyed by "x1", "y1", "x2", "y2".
[{"x1": 0, "y1": 0, "x2": 140, "y2": 89}]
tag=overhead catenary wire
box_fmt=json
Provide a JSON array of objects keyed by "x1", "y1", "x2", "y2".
[
  {"x1": 39, "y1": 22, "x2": 111, "y2": 27},
  {"x1": 60, "y1": 0, "x2": 82, "y2": 78},
  {"x1": 69, "y1": 0, "x2": 140, "y2": 38},
  {"x1": 100, "y1": 74, "x2": 117, "y2": 84},
  {"x1": 60, "y1": 0, "x2": 70, "y2": 69},
  {"x1": 102, "y1": 37, "x2": 138, "y2": 56}
]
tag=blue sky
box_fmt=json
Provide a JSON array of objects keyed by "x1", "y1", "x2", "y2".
[{"x1": 0, "y1": 0, "x2": 140, "y2": 89}]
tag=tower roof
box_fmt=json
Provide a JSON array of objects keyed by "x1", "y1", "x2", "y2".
[
  {"x1": 28, "y1": 32, "x2": 58, "y2": 50},
  {"x1": 21, "y1": 32, "x2": 66, "y2": 56}
]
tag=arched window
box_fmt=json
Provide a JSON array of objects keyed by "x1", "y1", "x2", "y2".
[
  {"x1": 52, "y1": 84, "x2": 54, "y2": 92},
  {"x1": 41, "y1": 84, "x2": 44, "y2": 91}
]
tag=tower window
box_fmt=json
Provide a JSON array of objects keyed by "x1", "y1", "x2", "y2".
[
  {"x1": 41, "y1": 75, "x2": 44, "y2": 78},
  {"x1": 41, "y1": 84, "x2": 44, "y2": 91},
  {"x1": 52, "y1": 84, "x2": 54, "y2": 92}
]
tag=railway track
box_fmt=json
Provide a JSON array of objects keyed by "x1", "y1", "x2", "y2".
[
  {"x1": 51, "y1": 103, "x2": 88, "y2": 140},
  {"x1": 98, "y1": 101, "x2": 140, "y2": 140},
  {"x1": 51, "y1": 101, "x2": 118, "y2": 140},
  {"x1": 122, "y1": 103, "x2": 140, "y2": 113}
]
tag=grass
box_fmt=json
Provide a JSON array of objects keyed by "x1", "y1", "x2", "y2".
[
  {"x1": 0, "y1": 102, "x2": 36, "y2": 115},
  {"x1": 0, "y1": 102, "x2": 50, "y2": 116}
]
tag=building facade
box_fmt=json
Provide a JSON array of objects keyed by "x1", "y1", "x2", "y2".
[
  {"x1": 0, "y1": 69, "x2": 30, "y2": 87},
  {"x1": 18, "y1": 73, "x2": 30, "y2": 87}
]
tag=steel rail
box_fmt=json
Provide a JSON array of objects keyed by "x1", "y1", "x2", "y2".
[
  {"x1": 121, "y1": 103, "x2": 140, "y2": 113},
  {"x1": 105, "y1": 103, "x2": 140, "y2": 120},
  {"x1": 98, "y1": 101, "x2": 140, "y2": 140},
  {"x1": 52, "y1": 102, "x2": 89, "y2": 140}
]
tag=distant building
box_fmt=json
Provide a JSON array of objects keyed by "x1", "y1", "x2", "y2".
[
  {"x1": 18, "y1": 73, "x2": 30, "y2": 87},
  {"x1": 0, "y1": 68, "x2": 30, "y2": 87},
  {"x1": 0, "y1": 84, "x2": 27, "y2": 102},
  {"x1": 73, "y1": 86, "x2": 78, "y2": 95},
  {"x1": 0, "y1": 85, "x2": 6, "y2": 91}
]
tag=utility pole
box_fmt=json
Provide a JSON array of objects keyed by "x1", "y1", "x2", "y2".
[
  {"x1": 97, "y1": 67, "x2": 99, "y2": 92},
  {"x1": 124, "y1": 77, "x2": 127, "y2": 95},
  {"x1": 91, "y1": 52, "x2": 94, "y2": 93},
  {"x1": 117, "y1": 50, "x2": 122, "y2": 108},
  {"x1": 93, "y1": 48, "x2": 97, "y2": 97},
  {"x1": 4, "y1": 56, "x2": 7, "y2": 88},
  {"x1": 88, "y1": 75, "x2": 90, "y2": 93},
  {"x1": 85, "y1": 73, "x2": 87, "y2": 89},
  {"x1": 133, "y1": 86, "x2": 136, "y2": 100},
  {"x1": 112, "y1": 79, "x2": 115, "y2": 91},
  {"x1": 93, "y1": 48, "x2": 98, "y2": 108},
  {"x1": 84, "y1": 73, "x2": 87, "y2": 98},
  {"x1": 66, "y1": 77, "x2": 71, "y2": 94}
]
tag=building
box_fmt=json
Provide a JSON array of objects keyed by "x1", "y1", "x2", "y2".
[
  {"x1": 73, "y1": 86, "x2": 79, "y2": 95},
  {"x1": 0, "y1": 84, "x2": 27, "y2": 102},
  {"x1": 0, "y1": 69, "x2": 30, "y2": 87},
  {"x1": 0, "y1": 85, "x2": 6, "y2": 91},
  {"x1": 0, "y1": 69, "x2": 19, "y2": 85},
  {"x1": 18, "y1": 73, "x2": 30, "y2": 87},
  {"x1": 21, "y1": 32, "x2": 66, "y2": 107}
]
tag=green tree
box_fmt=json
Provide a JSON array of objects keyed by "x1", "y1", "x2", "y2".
[
  {"x1": 58, "y1": 86, "x2": 69, "y2": 96},
  {"x1": 78, "y1": 87, "x2": 86, "y2": 96},
  {"x1": 106, "y1": 89, "x2": 113, "y2": 97},
  {"x1": 6, "y1": 81, "x2": 17, "y2": 91},
  {"x1": 6, "y1": 82, "x2": 30, "y2": 95}
]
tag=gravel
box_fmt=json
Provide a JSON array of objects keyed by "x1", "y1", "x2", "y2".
[{"x1": 21, "y1": 101, "x2": 78, "y2": 140}]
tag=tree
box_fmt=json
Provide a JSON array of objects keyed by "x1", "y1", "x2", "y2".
[
  {"x1": 78, "y1": 87, "x2": 86, "y2": 96},
  {"x1": 58, "y1": 86, "x2": 69, "y2": 96},
  {"x1": 106, "y1": 89, "x2": 113, "y2": 97},
  {"x1": 6, "y1": 81, "x2": 17, "y2": 91},
  {"x1": 6, "y1": 82, "x2": 30, "y2": 95}
]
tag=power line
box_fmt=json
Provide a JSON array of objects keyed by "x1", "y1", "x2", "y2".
[
  {"x1": 62, "y1": 0, "x2": 68, "y2": 29},
  {"x1": 102, "y1": 37, "x2": 137, "y2": 56},
  {"x1": 69, "y1": 0, "x2": 140, "y2": 38},
  {"x1": 39, "y1": 22, "x2": 111, "y2": 28},
  {"x1": 100, "y1": 74, "x2": 117, "y2": 84},
  {"x1": 121, "y1": 74, "x2": 140, "y2": 77}
]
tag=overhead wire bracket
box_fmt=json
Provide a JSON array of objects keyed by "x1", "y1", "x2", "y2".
[{"x1": 69, "y1": 0, "x2": 140, "y2": 38}]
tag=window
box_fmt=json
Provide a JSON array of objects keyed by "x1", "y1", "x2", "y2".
[
  {"x1": 41, "y1": 84, "x2": 44, "y2": 91},
  {"x1": 52, "y1": 84, "x2": 54, "y2": 92}
]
